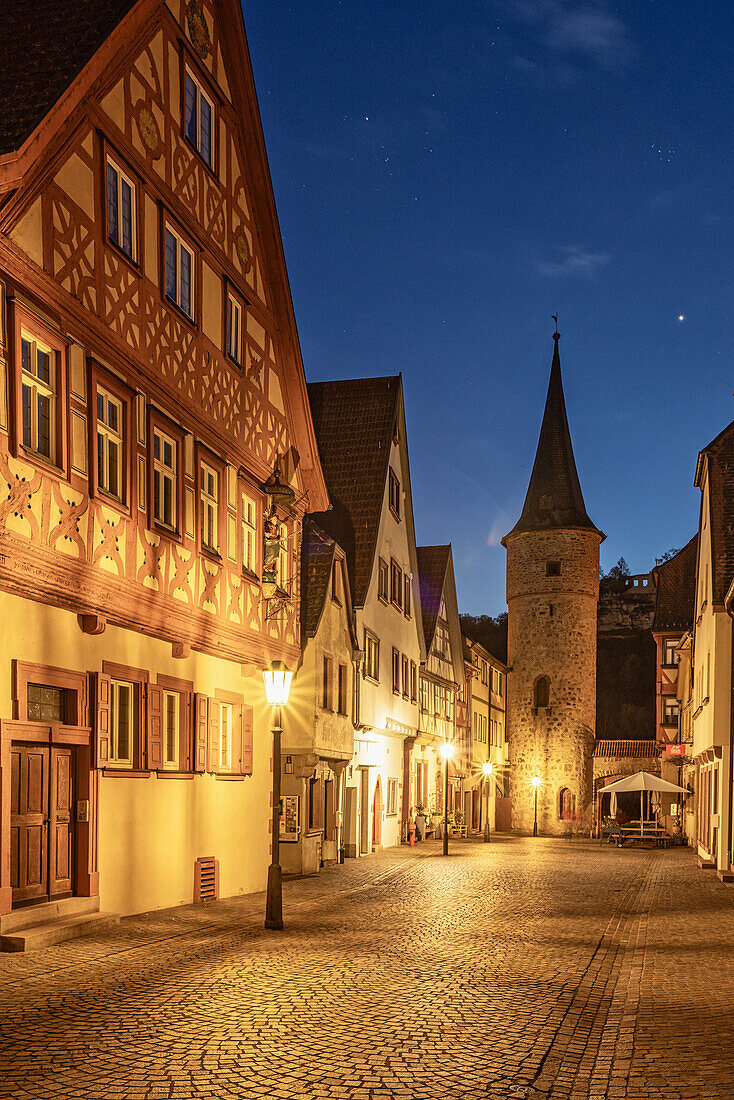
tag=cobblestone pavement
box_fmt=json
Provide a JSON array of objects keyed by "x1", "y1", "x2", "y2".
[{"x1": 0, "y1": 838, "x2": 732, "y2": 1100}]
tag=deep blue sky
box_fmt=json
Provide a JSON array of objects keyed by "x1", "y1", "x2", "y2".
[{"x1": 243, "y1": 1, "x2": 734, "y2": 615}]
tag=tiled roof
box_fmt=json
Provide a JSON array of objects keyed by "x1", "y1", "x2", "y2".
[
  {"x1": 592, "y1": 740, "x2": 661, "y2": 758},
  {"x1": 652, "y1": 535, "x2": 698, "y2": 633},
  {"x1": 416, "y1": 545, "x2": 450, "y2": 652},
  {"x1": 0, "y1": 0, "x2": 139, "y2": 155},
  {"x1": 697, "y1": 419, "x2": 734, "y2": 607},
  {"x1": 503, "y1": 335, "x2": 602, "y2": 542},
  {"x1": 307, "y1": 376, "x2": 400, "y2": 607},
  {"x1": 300, "y1": 519, "x2": 338, "y2": 640}
]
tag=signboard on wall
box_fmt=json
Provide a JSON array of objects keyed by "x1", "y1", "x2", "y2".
[
  {"x1": 665, "y1": 744, "x2": 686, "y2": 757},
  {"x1": 280, "y1": 795, "x2": 299, "y2": 842}
]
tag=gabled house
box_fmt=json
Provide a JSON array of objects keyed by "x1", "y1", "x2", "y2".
[
  {"x1": 652, "y1": 536, "x2": 698, "y2": 746},
  {"x1": 0, "y1": 0, "x2": 328, "y2": 931},
  {"x1": 308, "y1": 376, "x2": 426, "y2": 854},
  {"x1": 282, "y1": 519, "x2": 358, "y2": 875},
  {"x1": 414, "y1": 545, "x2": 464, "y2": 825},
  {"x1": 462, "y1": 635, "x2": 508, "y2": 833}
]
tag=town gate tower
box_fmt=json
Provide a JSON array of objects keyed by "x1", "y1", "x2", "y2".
[{"x1": 502, "y1": 331, "x2": 604, "y2": 835}]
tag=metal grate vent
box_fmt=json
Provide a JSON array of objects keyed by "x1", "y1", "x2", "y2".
[{"x1": 194, "y1": 856, "x2": 219, "y2": 902}]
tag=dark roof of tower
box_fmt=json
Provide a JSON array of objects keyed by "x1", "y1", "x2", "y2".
[
  {"x1": 307, "y1": 376, "x2": 401, "y2": 606},
  {"x1": 503, "y1": 334, "x2": 603, "y2": 542},
  {"x1": 416, "y1": 545, "x2": 450, "y2": 652},
  {"x1": 0, "y1": 0, "x2": 139, "y2": 155},
  {"x1": 651, "y1": 535, "x2": 698, "y2": 633}
]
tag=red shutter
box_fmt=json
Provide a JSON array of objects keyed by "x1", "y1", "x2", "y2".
[
  {"x1": 180, "y1": 693, "x2": 192, "y2": 772},
  {"x1": 194, "y1": 693, "x2": 208, "y2": 773},
  {"x1": 94, "y1": 672, "x2": 111, "y2": 768},
  {"x1": 232, "y1": 704, "x2": 244, "y2": 774},
  {"x1": 208, "y1": 699, "x2": 220, "y2": 773},
  {"x1": 242, "y1": 704, "x2": 253, "y2": 775},
  {"x1": 147, "y1": 684, "x2": 163, "y2": 770}
]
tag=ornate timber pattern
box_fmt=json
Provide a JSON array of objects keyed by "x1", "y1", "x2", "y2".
[{"x1": 0, "y1": 0, "x2": 304, "y2": 662}]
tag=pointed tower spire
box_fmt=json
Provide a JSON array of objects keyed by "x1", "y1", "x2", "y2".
[{"x1": 503, "y1": 330, "x2": 603, "y2": 542}]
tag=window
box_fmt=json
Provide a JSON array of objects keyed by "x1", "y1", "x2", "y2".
[
  {"x1": 27, "y1": 684, "x2": 66, "y2": 723},
  {"x1": 110, "y1": 679, "x2": 134, "y2": 768},
  {"x1": 96, "y1": 388, "x2": 123, "y2": 500},
  {"x1": 338, "y1": 664, "x2": 348, "y2": 715},
  {"x1": 559, "y1": 788, "x2": 576, "y2": 820},
  {"x1": 386, "y1": 778, "x2": 398, "y2": 816},
  {"x1": 184, "y1": 67, "x2": 214, "y2": 167},
  {"x1": 378, "y1": 558, "x2": 389, "y2": 602},
  {"x1": 153, "y1": 427, "x2": 177, "y2": 529},
  {"x1": 106, "y1": 158, "x2": 136, "y2": 260},
  {"x1": 410, "y1": 661, "x2": 417, "y2": 703},
  {"x1": 392, "y1": 647, "x2": 400, "y2": 695},
  {"x1": 227, "y1": 293, "x2": 242, "y2": 364},
  {"x1": 663, "y1": 638, "x2": 679, "y2": 668},
  {"x1": 546, "y1": 560, "x2": 561, "y2": 577},
  {"x1": 200, "y1": 461, "x2": 219, "y2": 552},
  {"x1": 162, "y1": 690, "x2": 179, "y2": 770},
  {"x1": 332, "y1": 560, "x2": 341, "y2": 603},
  {"x1": 662, "y1": 697, "x2": 680, "y2": 726},
  {"x1": 404, "y1": 575, "x2": 411, "y2": 618},
  {"x1": 365, "y1": 632, "x2": 380, "y2": 682},
  {"x1": 241, "y1": 494, "x2": 257, "y2": 573},
  {"x1": 390, "y1": 560, "x2": 403, "y2": 609},
  {"x1": 481, "y1": 660, "x2": 488, "y2": 685},
  {"x1": 322, "y1": 656, "x2": 333, "y2": 710},
  {"x1": 435, "y1": 621, "x2": 450, "y2": 659},
  {"x1": 402, "y1": 655, "x2": 409, "y2": 699},
  {"x1": 389, "y1": 468, "x2": 401, "y2": 519},
  {"x1": 534, "y1": 676, "x2": 550, "y2": 709},
  {"x1": 164, "y1": 224, "x2": 194, "y2": 318},
  {"x1": 21, "y1": 332, "x2": 56, "y2": 461},
  {"x1": 218, "y1": 702, "x2": 233, "y2": 772}
]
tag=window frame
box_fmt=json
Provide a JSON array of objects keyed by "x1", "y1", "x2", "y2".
[
  {"x1": 147, "y1": 407, "x2": 186, "y2": 541},
  {"x1": 156, "y1": 673, "x2": 194, "y2": 773},
  {"x1": 337, "y1": 663, "x2": 348, "y2": 716},
  {"x1": 224, "y1": 284, "x2": 244, "y2": 367},
  {"x1": 410, "y1": 661, "x2": 417, "y2": 703},
  {"x1": 403, "y1": 575, "x2": 411, "y2": 619},
  {"x1": 105, "y1": 152, "x2": 139, "y2": 265},
  {"x1": 161, "y1": 212, "x2": 197, "y2": 323},
  {"x1": 197, "y1": 448, "x2": 223, "y2": 558},
  {"x1": 663, "y1": 638, "x2": 680, "y2": 668},
  {"x1": 181, "y1": 57, "x2": 217, "y2": 172},
  {"x1": 240, "y1": 489, "x2": 259, "y2": 577},
  {"x1": 364, "y1": 631, "x2": 380, "y2": 683},
  {"x1": 386, "y1": 778, "x2": 398, "y2": 816},
  {"x1": 322, "y1": 655, "x2": 333, "y2": 711},
  {"x1": 388, "y1": 467, "x2": 401, "y2": 520},
  {"x1": 88, "y1": 362, "x2": 134, "y2": 512},
  {"x1": 219, "y1": 700, "x2": 233, "y2": 773},
  {"x1": 390, "y1": 559, "x2": 403, "y2": 610},
  {"x1": 11, "y1": 305, "x2": 68, "y2": 476},
  {"x1": 102, "y1": 660, "x2": 148, "y2": 772},
  {"x1": 401, "y1": 654, "x2": 409, "y2": 700},
  {"x1": 392, "y1": 647, "x2": 401, "y2": 696},
  {"x1": 377, "y1": 558, "x2": 389, "y2": 603}
]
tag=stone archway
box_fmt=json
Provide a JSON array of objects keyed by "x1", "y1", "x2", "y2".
[{"x1": 372, "y1": 777, "x2": 383, "y2": 849}]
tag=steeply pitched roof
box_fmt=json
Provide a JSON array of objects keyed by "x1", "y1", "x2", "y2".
[
  {"x1": 300, "y1": 519, "x2": 338, "y2": 640},
  {"x1": 416, "y1": 545, "x2": 450, "y2": 652},
  {"x1": 592, "y1": 740, "x2": 660, "y2": 758},
  {"x1": 307, "y1": 376, "x2": 400, "y2": 607},
  {"x1": 696, "y1": 419, "x2": 734, "y2": 607},
  {"x1": 0, "y1": 0, "x2": 139, "y2": 155},
  {"x1": 503, "y1": 333, "x2": 602, "y2": 543},
  {"x1": 652, "y1": 535, "x2": 698, "y2": 633}
]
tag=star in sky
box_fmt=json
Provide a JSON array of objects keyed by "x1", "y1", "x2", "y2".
[{"x1": 678, "y1": 314, "x2": 685, "y2": 322}]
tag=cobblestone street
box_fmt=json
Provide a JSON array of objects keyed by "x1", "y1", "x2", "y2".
[{"x1": 0, "y1": 838, "x2": 732, "y2": 1100}]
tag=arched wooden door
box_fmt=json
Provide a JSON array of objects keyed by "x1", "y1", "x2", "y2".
[{"x1": 372, "y1": 777, "x2": 383, "y2": 849}]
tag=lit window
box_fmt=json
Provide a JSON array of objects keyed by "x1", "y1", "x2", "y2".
[
  {"x1": 21, "y1": 332, "x2": 56, "y2": 461},
  {"x1": 153, "y1": 428, "x2": 177, "y2": 529},
  {"x1": 241, "y1": 494, "x2": 257, "y2": 573},
  {"x1": 219, "y1": 702, "x2": 232, "y2": 772},
  {"x1": 662, "y1": 697, "x2": 680, "y2": 726},
  {"x1": 110, "y1": 679, "x2": 133, "y2": 767},
  {"x1": 163, "y1": 690, "x2": 179, "y2": 769},
  {"x1": 106, "y1": 158, "x2": 136, "y2": 260},
  {"x1": 96, "y1": 388, "x2": 123, "y2": 500},
  {"x1": 184, "y1": 69, "x2": 214, "y2": 167},
  {"x1": 365, "y1": 632, "x2": 380, "y2": 682},
  {"x1": 227, "y1": 294, "x2": 242, "y2": 364},
  {"x1": 164, "y1": 225, "x2": 194, "y2": 318},
  {"x1": 200, "y1": 461, "x2": 218, "y2": 551},
  {"x1": 663, "y1": 638, "x2": 680, "y2": 668}
]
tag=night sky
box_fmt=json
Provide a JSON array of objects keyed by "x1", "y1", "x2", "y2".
[{"x1": 244, "y1": 1, "x2": 734, "y2": 615}]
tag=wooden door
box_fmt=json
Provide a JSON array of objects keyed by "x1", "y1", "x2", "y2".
[
  {"x1": 49, "y1": 747, "x2": 74, "y2": 898},
  {"x1": 10, "y1": 744, "x2": 50, "y2": 906}
]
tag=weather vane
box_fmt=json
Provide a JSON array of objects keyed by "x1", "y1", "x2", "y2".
[{"x1": 552, "y1": 314, "x2": 560, "y2": 339}]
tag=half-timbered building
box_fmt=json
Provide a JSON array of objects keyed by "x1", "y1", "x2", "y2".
[{"x1": 0, "y1": 0, "x2": 327, "y2": 934}]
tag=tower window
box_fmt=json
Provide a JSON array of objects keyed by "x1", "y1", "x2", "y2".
[
  {"x1": 559, "y1": 788, "x2": 576, "y2": 820},
  {"x1": 546, "y1": 560, "x2": 561, "y2": 576},
  {"x1": 534, "y1": 676, "x2": 550, "y2": 709}
]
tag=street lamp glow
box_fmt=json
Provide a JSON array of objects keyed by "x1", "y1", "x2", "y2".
[
  {"x1": 530, "y1": 775, "x2": 542, "y2": 790},
  {"x1": 439, "y1": 741, "x2": 455, "y2": 761},
  {"x1": 262, "y1": 661, "x2": 293, "y2": 707},
  {"x1": 482, "y1": 761, "x2": 494, "y2": 777}
]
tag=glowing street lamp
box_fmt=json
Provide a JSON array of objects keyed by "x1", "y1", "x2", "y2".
[
  {"x1": 482, "y1": 761, "x2": 494, "y2": 843},
  {"x1": 439, "y1": 741, "x2": 455, "y2": 856},
  {"x1": 262, "y1": 660, "x2": 293, "y2": 930},
  {"x1": 531, "y1": 775, "x2": 542, "y2": 837}
]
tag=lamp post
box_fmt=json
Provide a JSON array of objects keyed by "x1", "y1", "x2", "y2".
[
  {"x1": 439, "y1": 741, "x2": 455, "y2": 856},
  {"x1": 482, "y1": 761, "x2": 494, "y2": 843},
  {"x1": 531, "y1": 775, "x2": 542, "y2": 837},
  {"x1": 262, "y1": 660, "x2": 293, "y2": 930}
]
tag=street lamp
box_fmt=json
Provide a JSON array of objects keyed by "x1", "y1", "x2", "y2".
[
  {"x1": 482, "y1": 761, "x2": 494, "y2": 843},
  {"x1": 439, "y1": 741, "x2": 455, "y2": 856},
  {"x1": 262, "y1": 660, "x2": 293, "y2": 930},
  {"x1": 531, "y1": 775, "x2": 542, "y2": 837}
]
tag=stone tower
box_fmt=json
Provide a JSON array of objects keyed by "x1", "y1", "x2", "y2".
[{"x1": 502, "y1": 331, "x2": 604, "y2": 835}]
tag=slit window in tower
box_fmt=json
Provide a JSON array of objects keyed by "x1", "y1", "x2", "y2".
[
  {"x1": 546, "y1": 560, "x2": 561, "y2": 576},
  {"x1": 534, "y1": 677, "x2": 550, "y2": 709}
]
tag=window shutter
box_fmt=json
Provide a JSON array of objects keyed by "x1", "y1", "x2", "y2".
[
  {"x1": 94, "y1": 672, "x2": 111, "y2": 768},
  {"x1": 147, "y1": 684, "x2": 163, "y2": 770},
  {"x1": 242, "y1": 704, "x2": 253, "y2": 775},
  {"x1": 180, "y1": 693, "x2": 192, "y2": 772},
  {"x1": 208, "y1": 699, "x2": 220, "y2": 773},
  {"x1": 232, "y1": 704, "x2": 244, "y2": 774},
  {"x1": 194, "y1": 693, "x2": 208, "y2": 773}
]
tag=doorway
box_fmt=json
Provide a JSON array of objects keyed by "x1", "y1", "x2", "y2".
[
  {"x1": 10, "y1": 744, "x2": 74, "y2": 908},
  {"x1": 372, "y1": 776, "x2": 383, "y2": 849}
]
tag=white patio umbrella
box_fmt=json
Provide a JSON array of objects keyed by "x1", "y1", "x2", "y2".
[{"x1": 598, "y1": 771, "x2": 690, "y2": 836}]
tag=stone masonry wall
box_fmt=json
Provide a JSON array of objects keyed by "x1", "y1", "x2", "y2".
[{"x1": 506, "y1": 528, "x2": 601, "y2": 835}]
